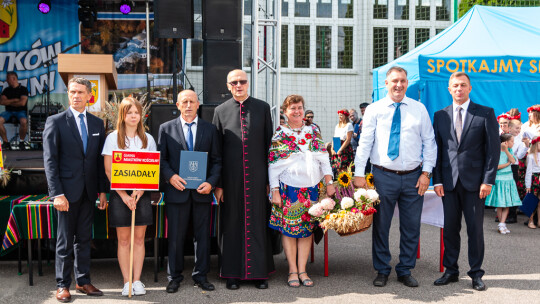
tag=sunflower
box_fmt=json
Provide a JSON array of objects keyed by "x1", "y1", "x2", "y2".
[
  {"x1": 337, "y1": 171, "x2": 351, "y2": 188},
  {"x1": 366, "y1": 173, "x2": 374, "y2": 188}
]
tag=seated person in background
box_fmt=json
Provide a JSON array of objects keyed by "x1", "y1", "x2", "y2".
[{"x1": 0, "y1": 72, "x2": 29, "y2": 150}]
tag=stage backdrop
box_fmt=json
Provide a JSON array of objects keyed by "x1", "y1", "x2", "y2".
[
  {"x1": 0, "y1": 0, "x2": 179, "y2": 108},
  {"x1": 373, "y1": 5, "x2": 540, "y2": 118}
]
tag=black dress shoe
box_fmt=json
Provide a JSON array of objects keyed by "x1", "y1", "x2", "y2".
[
  {"x1": 434, "y1": 273, "x2": 459, "y2": 286},
  {"x1": 397, "y1": 275, "x2": 419, "y2": 287},
  {"x1": 226, "y1": 279, "x2": 240, "y2": 290},
  {"x1": 194, "y1": 280, "x2": 215, "y2": 291},
  {"x1": 166, "y1": 280, "x2": 180, "y2": 293},
  {"x1": 254, "y1": 280, "x2": 268, "y2": 289},
  {"x1": 472, "y1": 277, "x2": 486, "y2": 291},
  {"x1": 373, "y1": 273, "x2": 388, "y2": 287}
]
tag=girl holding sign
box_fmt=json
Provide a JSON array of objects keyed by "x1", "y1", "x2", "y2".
[{"x1": 102, "y1": 97, "x2": 157, "y2": 296}]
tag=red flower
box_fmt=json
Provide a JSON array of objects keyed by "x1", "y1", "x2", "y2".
[
  {"x1": 283, "y1": 207, "x2": 288, "y2": 215},
  {"x1": 298, "y1": 139, "x2": 306, "y2": 145},
  {"x1": 290, "y1": 136, "x2": 296, "y2": 141},
  {"x1": 305, "y1": 133, "x2": 313, "y2": 139},
  {"x1": 301, "y1": 212, "x2": 311, "y2": 222}
]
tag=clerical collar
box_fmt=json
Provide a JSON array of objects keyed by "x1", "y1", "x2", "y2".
[{"x1": 234, "y1": 96, "x2": 250, "y2": 104}]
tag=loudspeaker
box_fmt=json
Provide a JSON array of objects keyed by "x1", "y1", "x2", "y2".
[
  {"x1": 148, "y1": 104, "x2": 180, "y2": 140},
  {"x1": 203, "y1": 0, "x2": 242, "y2": 40},
  {"x1": 203, "y1": 40, "x2": 242, "y2": 104},
  {"x1": 154, "y1": 0, "x2": 194, "y2": 39},
  {"x1": 198, "y1": 104, "x2": 218, "y2": 122}
]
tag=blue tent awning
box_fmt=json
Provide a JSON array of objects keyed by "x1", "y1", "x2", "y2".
[{"x1": 372, "y1": 5, "x2": 540, "y2": 118}]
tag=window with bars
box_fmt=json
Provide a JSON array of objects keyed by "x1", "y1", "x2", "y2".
[
  {"x1": 295, "y1": 0, "x2": 310, "y2": 17},
  {"x1": 436, "y1": 28, "x2": 445, "y2": 35},
  {"x1": 244, "y1": 0, "x2": 252, "y2": 15},
  {"x1": 281, "y1": 25, "x2": 288, "y2": 68},
  {"x1": 436, "y1": 0, "x2": 451, "y2": 21},
  {"x1": 317, "y1": 0, "x2": 332, "y2": 18},
  {"x1": 394, "y1": 28, "x2": 409, "y2": 59},
  {"x1": 338, "y1": 0, "x2": 353, "y2": 18},
  {"x1": 316, "y1": 26, "x2": 331, "y2": 68},
  {"x1": 415, "y1": 28, "x2": 430, "y2": 47},
  {"x1": 415, "y1": 0, "x2": 430, "y2": 20},
  {"x1": 338, "y1": 26, "x2": 353, "y2": 69},
  {"x1": 374, "y1": 0, "x2": 388, "y2": 19},
  {"x1": 395, "y1": 0, "x2": 409, "y2": 20},
  {"x1": 244, "y1": 24, "x2": 252, "y2": 67},
  {"x1": 295, "y1": 25, "x2": 310, "y2": 68},
  {"x1": 373, "y1": 27, "x2": 388, "y2": 68},
  {"x1": 282, "y1": 0, "x2": 289, "y2": 16}
]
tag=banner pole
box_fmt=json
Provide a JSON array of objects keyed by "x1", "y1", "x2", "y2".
[{"x1": 128, "y1": 209, "x2": 135, "y2": 298}]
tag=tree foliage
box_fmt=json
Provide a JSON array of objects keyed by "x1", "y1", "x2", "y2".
[{"x1": 458, "y1": 0, "x2": 540, "y2": 18}]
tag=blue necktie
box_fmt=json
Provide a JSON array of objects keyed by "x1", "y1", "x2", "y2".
[
  {"x1": 387, "y1": 103, "x2": 401, "y2": 160},
  {"x1": 186, "y1": 122, "x2": 194, "y2": 151},
  {"x1": 79, "y1": 113, "x2": 88, "y2": 155}
]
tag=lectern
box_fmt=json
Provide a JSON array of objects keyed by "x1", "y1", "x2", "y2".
[{"x1": 58, "y1": 54, "x2": 118, "y2": 114}]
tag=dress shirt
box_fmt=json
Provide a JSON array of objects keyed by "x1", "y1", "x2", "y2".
[
  {"x1": 513, "y1": 132, "x2": 528, "y2": 161},
  {"x1": 69, "y1": 106, "x2": 88, "y2": 138},
  {"x1": 525, "y1": 153, "x2": 540, "y2": 188},
  {"x1": 452, "y1": 99, "x2": 470, "y2": 132},
  {"x1": 180, "y1": 116, "x2": 198, "y2": 148},
  {"x1": 354, "y1": 95, "x2": 437, "y2": 177}
]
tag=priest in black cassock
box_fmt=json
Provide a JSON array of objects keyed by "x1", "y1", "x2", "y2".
[{"x1": 213, "y1": 69, "x2": 275, "y2": 290}]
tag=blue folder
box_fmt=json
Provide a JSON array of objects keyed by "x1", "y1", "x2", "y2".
[
  {"x1": 179, "y1": 150, "x2": 207, "y2": 189},
  {"x1": 520, "y1": 193, "x2": 539, "y2": 218},
  {"x1": 333, "y1": 137, "x2": 341, "y2": 152}
]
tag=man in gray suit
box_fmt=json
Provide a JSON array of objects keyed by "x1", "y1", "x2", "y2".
[{"x1": 432, "y1": 72, "x2": 500, "y2": 291}]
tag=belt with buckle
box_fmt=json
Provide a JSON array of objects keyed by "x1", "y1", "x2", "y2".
[{"x1": 372, "y1": 164, "x2": 422, "y2": 176}]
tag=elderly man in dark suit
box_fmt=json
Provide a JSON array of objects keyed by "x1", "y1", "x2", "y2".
[
  {"x1": 43, "y1": 77, "x2": 108, "y2": 302},
  {"x1": 432, "y1": 72, "x2": 500, "y2": 291},
  {"x1": 159, "y1": 90, "x2": 222, "y2": 293}
]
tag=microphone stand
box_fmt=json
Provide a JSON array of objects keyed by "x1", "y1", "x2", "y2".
[{"x1": 41, "y1": 40, "x2": 87, "y2": 116}]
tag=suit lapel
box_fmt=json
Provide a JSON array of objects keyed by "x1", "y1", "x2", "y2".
[
  {"x1": 86, "y1": 114, "x2": 97, "y2": 154},
  {"x1": 194, "y1": 120, "x2": 204, "y2": 151},
  {"x1": 175, "y1": 118, "x2": 188, "y2": 151},
  {"x1": 460, "y1": 101, "x2": 476, "y2": 146},
  {"x1": 66, "y1": 109, "x2": 85, "y2": 155}
]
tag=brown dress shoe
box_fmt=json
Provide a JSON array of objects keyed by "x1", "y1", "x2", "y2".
[
  {"x1": 56, "y1": 287, "x2": 71, "y2": 303},
  {"x1": 75, "y1": 284, "x2": 103, "y2": 296}
]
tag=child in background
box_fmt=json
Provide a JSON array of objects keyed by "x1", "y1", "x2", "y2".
[
  {"x1": 485, "y1": 134, "x2": 522, "y2": 234},
  {"x1": 525, "y1": 136, "x2": 540, "y2": 229},
  {"x1": 498, "y1": 114, "x2": 510, "y2": 135},
  {"x1": 507, "y1": 119, "x2": 525, "y2": 223}
]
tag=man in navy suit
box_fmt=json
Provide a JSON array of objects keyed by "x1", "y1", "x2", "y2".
[
  {"x1": 158, "y1": 90, "x2": 222, "y2": 293},
  {"x1": 432, "y1": 72, "x2": 500, "y2": 291},
  {"x1": 43, "y1": 77, "x2": 108, "y2": 302}
]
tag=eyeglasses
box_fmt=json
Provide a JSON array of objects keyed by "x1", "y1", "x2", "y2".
[
  {"x1": 306, "y1": 116, "x2": 314, "y2": 119},
  {"x1": 228, "y1": 80, "x2": 248, "y2": 86}
]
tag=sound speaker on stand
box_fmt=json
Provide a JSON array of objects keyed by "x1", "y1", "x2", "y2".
[
  {"x1": 154, "y1": 0, "x2": 194, "y2": 39},
  {"x1": 203, "y1": 40, "x2": 242, "y2": 104},
  {"x1": 202, "y1": 0, "x2": 242, "y2": 40},
  {"x1": 148, "y1": 104, "x2": 180, "y2": 140}
]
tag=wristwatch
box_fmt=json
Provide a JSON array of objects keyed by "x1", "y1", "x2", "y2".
[
  {"x1": 422, "y1": 171, "x2": 432, "y2": 179},
  {"x1": 326, "y1": 180, "x2": 334, "y2": 186}
]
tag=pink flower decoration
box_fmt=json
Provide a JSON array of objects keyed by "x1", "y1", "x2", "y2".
[
  {"x1": 301, "y1": 212, "x2": 311, "y2": 222},
  {"x1": 351, "y1": 208, "x2": 359, "y2": 214}
]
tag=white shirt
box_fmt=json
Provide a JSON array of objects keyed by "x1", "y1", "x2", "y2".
[
  {"x1": 354, "y1": 95, "x2": 437, "y2": 177},
  {"x1": 525, "y1": 153, "x2": 540, "y2": 188},
  {"x1": 180, "y1": 116, "x2": 198, "y2": 148},
  {"x1": 268, "y1": 125, "x2": 332, "y2": 188},
  {"x1": 334, "y1": 122, "x2": 354, "y2": 141},
  {"x1": 102, "y1": 130, "x2": 157, "y2": 155},
  {"x1": 513, "y1": 132, "x2": 528, "y2": 161},
  {"x1": 70, "y1": 106, "x2": 88, "y2": 138},
  {"x1": 453, "y1": 99, "x2": 470, "y2": 131}
]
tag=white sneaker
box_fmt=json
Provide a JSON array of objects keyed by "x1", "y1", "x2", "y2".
[
  {"x1": 132, "y1": 281, "x2": 146, "y2": 295},
  {"x1": 504, "y1": 226, "x2": 511, "y2": 234},
  {"x1": 121, "y1": 282, "x2": 133, "y2": 296},
  {"x1": 498, "y1": 224, "x2": 507, "y2": 234}
]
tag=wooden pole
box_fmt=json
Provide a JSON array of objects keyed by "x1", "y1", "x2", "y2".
[{"x1": 128, "y1": 209, "x2": 135, "y2": 298}]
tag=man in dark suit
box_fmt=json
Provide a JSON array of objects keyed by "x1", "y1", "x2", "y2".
[
  {"x1": 158, "y1": 90, "x2": 222, "y2": 293},
  {"x1": 43, "y1": 77, "x2": 108, "y2": 302},
  {"x1": 432, "y1": 72, "x2": 500, "y2": 291}
]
